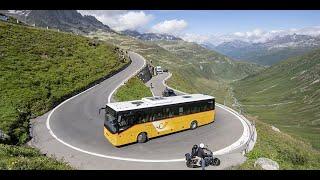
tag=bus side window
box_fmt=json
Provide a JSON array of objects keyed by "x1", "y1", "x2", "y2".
[
  {"x1": 167, "y1": 108, "x2": 174, "y2": 118},
  {"x1": 150, "y1": 113, "x2": 156, "y2": 121},
  {"x1": 155, "y1": 108, "x2": 163, "y2": 120},
  {"x1": 200, "y1": 102, "x2": 207, "y2": 112},
  {"x1": 156, "y1": 112, "x2": 162, "y2": 120},
  {"x1": 161, "y1": 107, "x2": 168, "y2": 119},
  {"x1": 136, "y1": 112, "x2": 144, "y2": 124},
  {"x1": 179, "y1": 107, "x2": 183, "y2": 115},
  {"x1": 142, "y1": 113, "x2": 148, "y2": 123},
  {"x1": 118, "y1": 114, "x2": 129, "y2": 128},
  {"x1": 208, "y1": 100, "x2": 214, "y2": 110},
  {"x1": 195, "y1": 104, "x2": 200, "y2": 113},
  {"x1": 173, "y1": 106, "x2": 180, "y2": 116},
  {"x1": 193, "y1": 104, "x2": 200, "y2": 113},
  {"x1": 185, "y1": 104, "x2": 191, "y2": 115}
]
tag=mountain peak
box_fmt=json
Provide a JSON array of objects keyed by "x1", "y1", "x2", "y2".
[
  {"x1": 120, "y1": 30, "x2": 182, "y2": 41},
  {"x1": 1, "y1": 10, "x2": 113, "y2": 34}
]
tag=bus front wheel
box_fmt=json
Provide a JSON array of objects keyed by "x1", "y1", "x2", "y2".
[
  {"x1": 190, "y1": 121, "x2": 198, "y2": 130},
  {"x1": 137, "y1": 132, "x2": 148, "y2": 143}
]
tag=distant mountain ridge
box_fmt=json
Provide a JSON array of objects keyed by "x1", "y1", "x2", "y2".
[
  {"x1": 209, "y1": 33, "x2": 320, "y2": 65},
  {"x1": 1, "y1": 10, "x2": 183, "y2": 40},
  {"x1": 120, "y1": 30, "x2": 182, "y2": 41},
  {"x1": 0, "y1": 10, "x2": 113, "y2": 34}
]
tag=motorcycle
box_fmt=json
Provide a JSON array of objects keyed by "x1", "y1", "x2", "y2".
[{"x1": 185, "y1": 145, "x2": 221, "y2": 168}]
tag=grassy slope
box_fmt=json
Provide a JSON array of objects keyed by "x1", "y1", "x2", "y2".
[
  {"x1": 234, "y1": 48, "x2": 320, "y2": 150},
  {"x1": 243, "y1": 47, "x2": 316, "y2": 66},
  {"x1": 0, "y1": 144, "x2": 72, "y2": 170},
  {"x1": 232, "y1": 49, "x2": 320, "y2": 169},
  {"x1": 234, "y1": 116, "x2": 320, "y2": 170},
  {"x1": 115, "y1": 77, "x2": 152, "y2": 101},
  {"x1": 0, "y1": 21, "x2": 128, "y2": 169},
  {"x1": 153, "y1": 40, "x2": 264, "y2": 102}
]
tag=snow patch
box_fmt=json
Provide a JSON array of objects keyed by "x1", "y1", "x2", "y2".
[{"x1": 8, "y1": 10, "x2": 31, "y2": 16}]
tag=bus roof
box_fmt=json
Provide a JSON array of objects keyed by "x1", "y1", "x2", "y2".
[{"x1": 107, "y1": 94, "x2": 215, "y2": 112}]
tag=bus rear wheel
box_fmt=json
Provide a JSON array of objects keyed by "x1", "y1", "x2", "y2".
[
  {"x1": 190, "y1": 121, "x2": 198, "y2": 130},
  {"x1": 137, "y1": 132, "x2": 148, "y2": 143}
]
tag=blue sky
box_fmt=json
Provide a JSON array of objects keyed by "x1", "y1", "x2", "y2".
[
  {"x1": 146, "y1": 10, "x2": 320, "y2": 35},
  {"x1": 79, "y1": 10, "x2": 320, "y2": 44}
]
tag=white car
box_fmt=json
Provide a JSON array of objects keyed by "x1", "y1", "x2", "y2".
[{"x1": 156, "y1": 66, "x2": 163, "y2": 74}]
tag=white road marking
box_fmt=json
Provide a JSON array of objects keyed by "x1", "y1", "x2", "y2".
[
  {"x1": 150, "y1": 88, "x2": 155, "y2": 97},
  {"x1": 46, "y1": 52, "x2": 253, "y2": 163},
  {"x1": 108, "y1": 52, "x2": 147, "y2": 103}
]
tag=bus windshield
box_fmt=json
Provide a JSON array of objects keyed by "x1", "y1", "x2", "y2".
[{"x1": 104, "y1": 106, "x2": 118, "y2": 134}]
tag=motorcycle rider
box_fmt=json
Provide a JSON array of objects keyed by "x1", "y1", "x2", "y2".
[
  {"x1": 186, "y1": 143, "x2": 220, "y2": 168},
  {"x1": 198, "y1": 143, "x2": 207, "y2": 170},
  {"x1": 191, "y1": 144, "x2": 198, "y2": 157}
]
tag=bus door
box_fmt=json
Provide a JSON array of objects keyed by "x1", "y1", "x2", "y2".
[{"x1": 151, "y1": 107, "x2": 172, "y2": 135}]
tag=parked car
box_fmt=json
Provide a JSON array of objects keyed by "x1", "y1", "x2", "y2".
[
  {"x1": 162, "y1": 88, "x2": 176, "y2": 97},
  {"x1": 156, "y1": 66, "x2": 163, "y2": 74}
]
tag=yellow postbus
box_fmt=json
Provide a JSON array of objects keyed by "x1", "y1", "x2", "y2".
[{"x1": 102, "y1": 94, "x2": 215, "y2": 146}]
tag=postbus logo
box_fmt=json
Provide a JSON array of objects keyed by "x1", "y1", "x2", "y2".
[
  {"x1": 152, "y1": 121, "x2": 168, "y2": 131},
  {"x1": 157, "y1": 123, "x2": 165, "y2": 129}
]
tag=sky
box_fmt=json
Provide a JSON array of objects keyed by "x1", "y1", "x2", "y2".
[{"x1": 78, "y1": 10, "x2": 320, "y2": 45}]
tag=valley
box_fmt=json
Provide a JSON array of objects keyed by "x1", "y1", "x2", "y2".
[
  {"x1": 88, "y1": 31, "x2": 263, "y2": 104},
  {"x1": 1, "y1": 10, "x2": 320, "y2": 170},
  {"x1": 233, "y1": 48, "x2": 320, "y2": 150}
]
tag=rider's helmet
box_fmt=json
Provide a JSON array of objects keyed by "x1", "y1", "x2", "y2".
[
  {"x1": 193, "y1": 144, "x2": 198, "y2": 149},
  {"x1": 199, "y1": 143, "x2": 205, "y2": 148}
]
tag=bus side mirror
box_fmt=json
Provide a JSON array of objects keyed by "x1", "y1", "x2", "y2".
[{"x1": 99, "y1": 107, "x2": 106, "y2": 114}]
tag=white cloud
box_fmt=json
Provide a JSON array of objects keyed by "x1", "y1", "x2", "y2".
[
  {"x1": 233, "y1": 32, "x2": 245, "y2": 37},
  {"x1": 77, "y1": 10, "x2": 320, "y2": 46},
  {"x1": 181, "y1": 33, "x2": 210, "y2": 44},
  {"x1": 149, "y1": 19, "x2": 188, "y2": 35},
  {"x1": 77, "y1": 10, "x2": 153, "y2": 31},
  {"x1": 233, "y1": 29, "x2": 265, "y2": 40},
  {"x1": 189, "y1": 26, "x2": 320, "y2": 45}
]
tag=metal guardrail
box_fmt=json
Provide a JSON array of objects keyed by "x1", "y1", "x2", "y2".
[
  {"x1": 244, "y1": 120, "x2": 256, "y2": 154},
  {"x1": 224, "y1": 88, "x2": 257, "y2": 155}
]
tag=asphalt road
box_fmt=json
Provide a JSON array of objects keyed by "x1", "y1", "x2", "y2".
[{"x1": 29, "y1": 52, "x2": 249, "y2": 169}]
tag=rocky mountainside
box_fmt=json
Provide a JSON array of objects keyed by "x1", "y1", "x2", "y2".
[
  {"x1": 0, "y1": 10, "x2": 113, "y2": 34},
  {"x1": 120, "y1": 30, "x2": 182, "y2": 41},
  {"x1": 211, "y1": 34, "x2": 320, "y2": 65}
]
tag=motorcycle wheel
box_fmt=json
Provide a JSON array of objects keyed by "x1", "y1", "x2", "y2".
[
  {"x1": 186, "y1": 161, "x2": 192, "y2": 168},
  {"x1": 212, "y1": 158, "x2": 221, "y2": 166}
]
